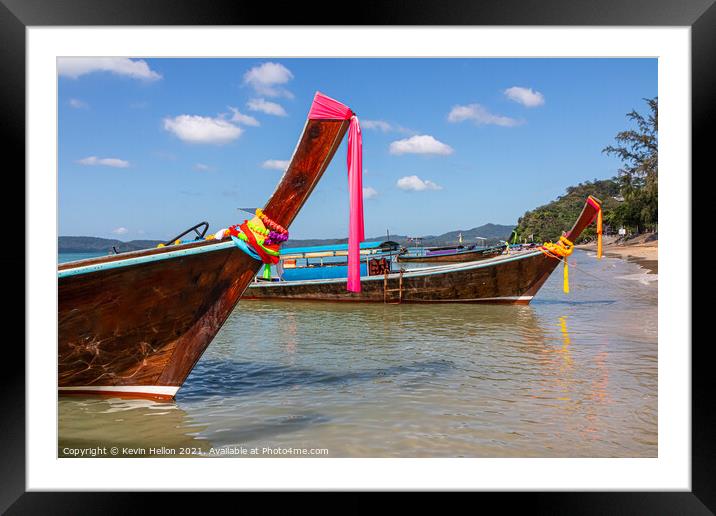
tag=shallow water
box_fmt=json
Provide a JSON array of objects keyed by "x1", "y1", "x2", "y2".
[{"x1": 58, "y1": 250, "x2": 657, "y2": 457}]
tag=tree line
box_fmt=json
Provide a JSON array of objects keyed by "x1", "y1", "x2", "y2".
[{"x1": 514, "y1": 97, "x2": 658, "y2": 243}]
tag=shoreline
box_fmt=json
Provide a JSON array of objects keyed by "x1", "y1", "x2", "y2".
[{"x1": 576, "y1": 239, "x2": 658, "y2": 274}]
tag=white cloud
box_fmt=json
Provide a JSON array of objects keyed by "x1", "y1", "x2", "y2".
[
  {"x1": 362, "y1": 120, "x2": 393, "y2": 132},
  {"x1": 194, "y1": 163, "x2": 212, "y2": 171},
  {"x1": 112, "y1": 227, "x2": 129, "y2": 235},
  {"x1": 363, "y1": 186, "x2": 378, "y2": 199},
  {"x1": 57, "y1": 58, "x2": 161, "y2": 81},
  {"x1": 68, "y1": 98, "x2": 88, "y2": 109},
  {"x1": 163, "y1": 115, "x2": 243, "y2": 144},
  {"x1": 396, "y1": 175, "x2": 443, "y2": 192},
  {"x1": 247, "y1": 98, "x2": 287, "y2": 117},
  {"x1": 262, "y1": 159, "x2": 290, "y2": 171},
  {"x1": 389, "y1": 135, "x2": 454, "y2": 156},
  {"x1": 504, "y1": 86, "x2": 545, "y2": 107},
  {"x1": 228, "y1": 107, "x2": 260, "y2": 126},
  {"x1": 361, "y1": 119, "x2": 413, "y2": 134},
  {"x1": 243, "y1": 62, "x2": 294, "y2": 98},
  {"x1": 77, "y1": 156, "x2": 130, "y2": 168},
  {"x1": 448, "y1": 104, "x2": 523, "y2": 127}
]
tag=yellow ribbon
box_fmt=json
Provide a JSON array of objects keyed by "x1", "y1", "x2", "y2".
[{"x1": 540, "y1": 236, "x2": 574, "y2": 294}]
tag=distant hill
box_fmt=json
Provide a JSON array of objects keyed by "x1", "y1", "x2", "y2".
[
  {"x1": 59, "y1": 236, "x2": 163, "y2": 253},
  {"x1": 278, "y1": 222, "x2": 514, "y2": 249},
  {"x1": 414, "y1": 223, "x2": 516, "y2": 247},
  {"x1": 58, "y1": 223, "x2": 515, "y2": 253}
]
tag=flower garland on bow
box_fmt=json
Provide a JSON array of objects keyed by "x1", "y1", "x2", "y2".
[{"x1": 212, "y1": 209, "x2": 289, "y2": 265}]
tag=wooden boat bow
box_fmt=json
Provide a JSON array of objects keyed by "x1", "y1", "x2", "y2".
[{"x1": 58, "y1": 92, "x2": 352, "y2": 399}]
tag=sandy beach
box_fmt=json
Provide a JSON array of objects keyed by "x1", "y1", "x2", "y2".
[{"x1": 577, "y1": 234, "x2": 658, "y2": 274}]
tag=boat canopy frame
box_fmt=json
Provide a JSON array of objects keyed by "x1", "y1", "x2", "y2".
[{"x1": 280, "y1": 240, "x2": 399, "y2": 261}]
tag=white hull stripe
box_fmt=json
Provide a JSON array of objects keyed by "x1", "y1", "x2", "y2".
[
  {"x1": 58, "y1": 241, "x2": 235, "y2": 279},
  {"x1": 460, "y1": 295, "x2": 533, "y2": 302},
  {"x1": 406, "y1": 295, "x2": 534, "y2": 303},
  {"x1": 59, "y1": 385, "x2": 179, "y2": 396},
  {"x1": 307, "y1": 295, "x2": 532, "y2": 303}
]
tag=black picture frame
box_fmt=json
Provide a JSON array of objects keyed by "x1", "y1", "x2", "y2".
[{"x1": 2, "y1": 0, "x2": 708, "y2": 511}]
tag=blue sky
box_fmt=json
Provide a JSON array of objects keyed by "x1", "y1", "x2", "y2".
[{"x1": 58, "y1": 58, "x2": 656, "y2": 241}]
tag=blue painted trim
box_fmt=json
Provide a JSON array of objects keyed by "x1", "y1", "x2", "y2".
[
  {"x1": 281, "y1": 262, "x2": 368, "y2": 281},
  {"x1": 58, "y1": 240, "x2": 236, "y2": 279},
  {"x1": 281, "y1": 240, "x2": 393, "y2": 255},
  {"x1": 230, "y1": 235, "x2": 261, "y2": 261},
  {"x1": 253, "y1": 250, "x2": 545, "y2": 288}
]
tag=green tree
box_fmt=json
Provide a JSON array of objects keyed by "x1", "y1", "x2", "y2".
[
  {"x1": 515, "y1": 179, "x2": 621, "y2": 243},
  {"x1": 602, "y1": 97, "x2": 658, "y2": 232}
]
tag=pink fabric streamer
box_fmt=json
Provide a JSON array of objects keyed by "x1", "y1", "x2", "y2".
[
  {"x1": 308, "y1": 91, "x2": 353, "y2": 120},
  {"x1": 345, "y1": 116, "x2": 364, "y2": 292},
  {"x1": 308, "y1": 92, "x2": 364, "y2": 292}
]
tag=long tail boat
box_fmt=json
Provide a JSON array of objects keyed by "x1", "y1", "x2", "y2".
[
  {"x1": 277, "y1": 241, "x2": 400, "y2": 281},
  {"x1": 396, "y1": 243, "x2": 506, "y2": 263},
  {"x1": 58, "y1": 92, "x2": 355, "y2": 400},
  {"x1": 244, "y1": 196, "x2": 602, "y2": 304}
]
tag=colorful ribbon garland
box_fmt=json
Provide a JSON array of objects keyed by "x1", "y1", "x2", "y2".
[
  {"x1": 539, "y1": 196, "x2": 603, "y2": 294},
  {"x1": 160, "y1": 209, "x2": 290, "y2": 269},
  {"x1": 222, "y1": 210, "x2": 288, "y2": 265},
  {"x1": 539, "y1": 235, "x2": 575, "y2": 294}
]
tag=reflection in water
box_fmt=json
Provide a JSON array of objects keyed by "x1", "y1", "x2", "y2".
[
  {"x1": 59, "y1": 250, "x2": 657, "y2": 457},
  {"x1": 284, "y1": 312, "x2": 297, "y2": 356},
  {"x1": 556, "y1": 315, "x2": 574, "y2": 396},
  {"x1": 560, "y1": 316, "x2": 571, "y2": 347},
  {"x1": 582, "y1": 345, "x2": 611, "y2": 440}
]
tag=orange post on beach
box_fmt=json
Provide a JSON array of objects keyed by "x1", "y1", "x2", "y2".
[{"x1": 597, "y1": 207, "x2": 603, "y2": 259}]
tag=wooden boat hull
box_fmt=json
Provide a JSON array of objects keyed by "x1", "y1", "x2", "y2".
[
  {"x1": 58, "y1": 97, "x2": 352, "y2": 399},
  {"x1": 245, "y1": 250, "x2": 558, "y2": 304},
  {"x1": 396, "y1": 245, "x2": 505, "y2": 263},
  {"x1": 245, "y1": 196, "x2": 602, "y2": 305},
  {"x1": 59, "y1": 241, "x2": 256, "y2": 399}
]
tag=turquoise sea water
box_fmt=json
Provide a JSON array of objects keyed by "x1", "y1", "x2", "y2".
[{"x1": 58, "y1": 252, "x2": 107, "y2": 264}]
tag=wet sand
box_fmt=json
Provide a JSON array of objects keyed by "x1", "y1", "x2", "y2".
[{"x1": 577, "y1": 240, "x2": 658, "y2": 274}]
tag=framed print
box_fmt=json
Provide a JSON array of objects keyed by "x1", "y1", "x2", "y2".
[{"x1": 3, "y1": 0, "x2": 710, "y2": 510}]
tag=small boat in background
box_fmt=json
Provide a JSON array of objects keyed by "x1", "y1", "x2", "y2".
[
  {"x1": 396, "y1": 243, "x2": 506, "y2": 263},
  {"x1": 274, "y1": 241, "x2": 400, "y2": 282},
  {"x1": 245, "y1": 197, "x2": 603, "y2": 304}
]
